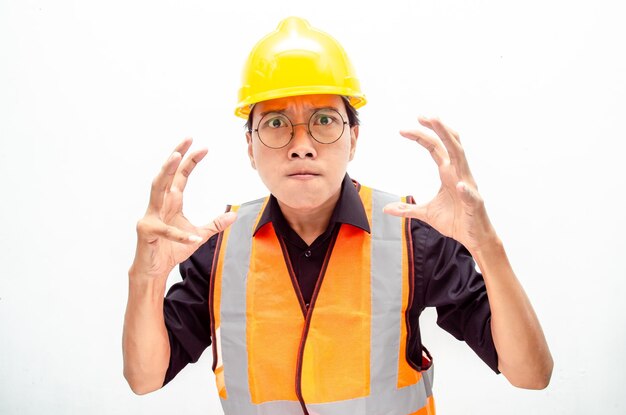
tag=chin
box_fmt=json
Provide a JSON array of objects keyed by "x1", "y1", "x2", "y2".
[
  {"x1": 262, "y1": 175, "x2": 342, "y2": 212},
  {"x1": 276, "y1": 193, "x2": 327, "y2": 211}
]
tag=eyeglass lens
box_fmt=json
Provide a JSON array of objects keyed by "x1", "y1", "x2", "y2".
[{"x1": 256, "y1": 109, "x2": 346, "y2": 148}]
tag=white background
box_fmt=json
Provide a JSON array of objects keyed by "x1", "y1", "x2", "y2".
[{"x1": 1, "y1": 0, "x2": 625, "y2": 413}]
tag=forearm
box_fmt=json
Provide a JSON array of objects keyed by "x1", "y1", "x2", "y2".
[
  {"x1": 123, "y1": 272, "x2": 171, "y2": 394},
  {"x1": 472, "y1": 238, "x2": 553, "y2": 389}
]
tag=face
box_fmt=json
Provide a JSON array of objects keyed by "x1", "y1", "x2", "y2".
[{"x1": 246, "y1": 94, "x2": 359, "y2": 212}]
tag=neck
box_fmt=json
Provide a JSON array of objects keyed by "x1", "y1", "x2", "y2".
[{"x1": 277, "y1": 190, "x2": 340, "y2": 246}]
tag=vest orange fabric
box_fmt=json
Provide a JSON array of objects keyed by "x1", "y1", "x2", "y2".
[{"x1": 209, "y1": 185, "x2": 435, "y2": 415}]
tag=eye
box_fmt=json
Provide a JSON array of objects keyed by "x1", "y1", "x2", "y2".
[
  {"x1": 312, "y1": 111, "x2": 339, "y2": 126},
  {"x1": 261, "y1": 113, "x2": 289, "y2": 130},
  {"x1": 270, "y1": 118, "x2": 283, "y2": 128}
]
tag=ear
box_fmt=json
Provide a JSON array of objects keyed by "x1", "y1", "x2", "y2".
[
  {"x1": 246, "y1": 131, "x2": 257, "y2": 170},
  {"x1": 348, "y1": 125, "x2": 359, "y2": 161}
]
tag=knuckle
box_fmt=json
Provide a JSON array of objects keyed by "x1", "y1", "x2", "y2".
[
  {"x1": 165, "y1": 226, "x2": 186, "y2": 242},
  {"x1": 163, "y1": 226, "x2": 173, "y2": 238},
  {"x1": 136, "y1": 219, "x2": 149, "y2": 234}
]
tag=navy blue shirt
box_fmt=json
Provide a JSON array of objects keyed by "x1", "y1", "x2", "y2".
[{"x1": 163, "y1": 175, "x2": 499, "y2": 385}]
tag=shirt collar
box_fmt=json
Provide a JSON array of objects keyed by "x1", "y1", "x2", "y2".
[{"x1": 253, "y1": 173, "x2": 371, "y2": 236}]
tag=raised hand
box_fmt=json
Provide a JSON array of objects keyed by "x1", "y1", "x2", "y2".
[
  {"x1": 383, "y1": 117, "x2": 497, "y2": 253},
  {"x1": 129, "y1": 138, "x2": 237, "y2": 280}
]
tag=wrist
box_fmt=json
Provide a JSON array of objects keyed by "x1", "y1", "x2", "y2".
[
  {"x1": 128, "y1": 270, "x2": 168, "y2": 301},
  {"x1": 470, "y1": 236, "x2": 511, "y2": 284},
  {"x1": 128, "y1": 259, "x2": 172, "y2": 283},
  {"x1": 471, "y1": 233, "x2": 505, "y2": 263}
]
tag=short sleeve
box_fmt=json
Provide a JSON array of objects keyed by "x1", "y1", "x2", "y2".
[
  {"x1": 416, "y1": 220, "x2": 500, "y2": 373},
  {"x1": 162, "y1": 234, "x2": 217, "y2": 385}
]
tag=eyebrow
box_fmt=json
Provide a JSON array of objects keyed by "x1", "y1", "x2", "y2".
[{"x1": 258, "y1": 106, "x2": 342, "y2": 118}]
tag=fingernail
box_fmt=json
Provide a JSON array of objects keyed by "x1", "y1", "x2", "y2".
[{"x1": 188, "y1": 235, "x2": 202, "y2": 243}]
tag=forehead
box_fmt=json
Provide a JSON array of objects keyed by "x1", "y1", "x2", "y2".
[{"x1": 253, "y1": 94, "x2": 345, "y2": 115}]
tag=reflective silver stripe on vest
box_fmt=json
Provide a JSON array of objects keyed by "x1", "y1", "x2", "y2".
[
  {"x1": 370, "y1": 189, "x2": 404, "y2": 401},
  {"x1": 220, "y1": 198, "x2": 265, "y2": 413},
  {"x1": 218, "y1": 190, "x2": 434, "y2": 415}
]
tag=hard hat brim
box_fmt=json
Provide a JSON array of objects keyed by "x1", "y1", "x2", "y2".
[{"x1": 235, "y1": 87, "x2": 366, "y2": 118}]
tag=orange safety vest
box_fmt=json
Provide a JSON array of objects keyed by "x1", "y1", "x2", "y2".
[{"x1": 209, "y1": 185, "x2": 435, "y2": 415}]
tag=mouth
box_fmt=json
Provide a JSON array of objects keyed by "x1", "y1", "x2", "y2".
[{"x1": 287, "y1": 171, "x2": 320, "y2": 180}]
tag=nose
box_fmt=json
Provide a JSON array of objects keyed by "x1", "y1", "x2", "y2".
[{"x1": 288, "y1": 122, "x2": 317, "y2": 160}]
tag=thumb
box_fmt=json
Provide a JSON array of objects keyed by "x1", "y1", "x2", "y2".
[
  {"x1": 198, "y1": 211, "x2": 238, "y2": 240},
  {"x1": 383, "y1": 201, "x2": 428, "y2": 221}
]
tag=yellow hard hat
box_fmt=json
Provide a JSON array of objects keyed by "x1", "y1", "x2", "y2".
[{"x1": 235, "y1": 17, "x2": 366, "y2": 118}]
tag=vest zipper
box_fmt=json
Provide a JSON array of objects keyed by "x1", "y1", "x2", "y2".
[
  {"x1": 277, "y1": 235, "x2": 308, "y2": 317},
  {"x1": 293, "y1": 228, "x2": 340, "y2": 415}
]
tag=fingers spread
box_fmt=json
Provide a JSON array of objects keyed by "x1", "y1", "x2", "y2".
[
  {"x1": 419, "y1": 117, "x2": 463, "y2": 160},
  {"x1": 419, "y1": 117, "x2": 473, "y2": 181},
  {"x1": 148, "y1": 151, "x2": 182, "y2": 214},
  {"x1": 172, "y1": 148, "x2": 209, "y2": 192},
  {"x1": 399, "y1": 129, "x2": 449, "y2": 167},
  {"x1": 174, "y1": 137, "x2": 194, "y2": 158},
  {"x1": 146, "y1": 138, "x2": 198, "y2": 215}
]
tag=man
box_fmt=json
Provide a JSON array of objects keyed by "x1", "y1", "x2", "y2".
[{"x1": 123, "y1": 17, "x2": 552, "y2": 415}]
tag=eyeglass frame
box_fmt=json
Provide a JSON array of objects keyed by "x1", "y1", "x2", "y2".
[{"x1": 251, "y1": 108, "x2": 349, "y2": 149}]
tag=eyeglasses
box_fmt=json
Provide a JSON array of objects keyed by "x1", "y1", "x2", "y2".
[{"x1": 253, "y1": 108, "x2": 348, "y2": 149}]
